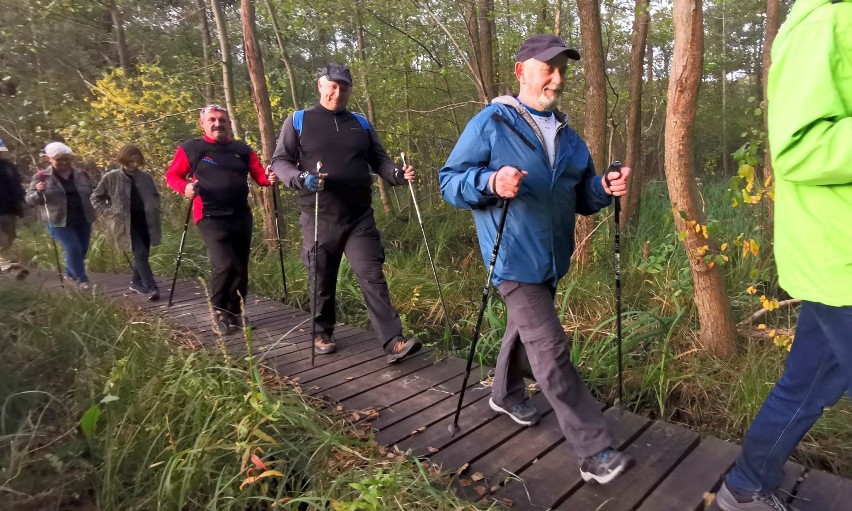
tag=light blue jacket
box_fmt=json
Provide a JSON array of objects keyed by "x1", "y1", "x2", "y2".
[{"x1": 439, "y1": 95, "x2": 611, "y2": 287}]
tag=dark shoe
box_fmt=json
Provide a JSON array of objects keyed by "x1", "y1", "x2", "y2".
[
  {"x1": 230, "y1": 314, "x2": 253, "y2": 330},
  {"x1": 214, "y1": 314, "x2": 232, "y2": 335},
  {"x1": 313, "y1": 332, "x2": 337, "y2": 355},
  {"x1": 78, "y1": 281, "x2": 91, "y2": 290},
  {"x1": 489, "y1": 397, "x2": 541, "y2": 426},
  {"x1": 386, "y1": 335, "x2": 422, "y2": 364},
  {"x1": 147, "y1": 288, "x2": 160, "y2": 301},
  {"x1": 716, "y1": 481, "x2": 799, "y2": 511},
  {"x1": 129, "y1": 281, "x2": 147, "y2": 294},
  {"x1": 579, "y1": 448, "x2": 634, "y2": 484}
]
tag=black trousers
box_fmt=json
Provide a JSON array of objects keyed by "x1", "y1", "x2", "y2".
[
  {"x1": 301, "y1": 209, "x2": 402, "y2": 351},
  {"x1": 197, "y1": 211, "x2": 253, "y2": 319},
  {"x1": 129, "y1": 222, "x2": 156, "y2": 291}
]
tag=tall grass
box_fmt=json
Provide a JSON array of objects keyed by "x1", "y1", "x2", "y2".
[{"x1": 0, "y1": 281, "x2": 488, "y2": 509}]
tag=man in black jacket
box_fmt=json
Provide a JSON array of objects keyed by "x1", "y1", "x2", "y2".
[
  {"x1": 0, "y1": 139, "x2": 27, "y2": 279},
  {"x1": 271, "y1": 63, "x2": 421, "y2": 363}
]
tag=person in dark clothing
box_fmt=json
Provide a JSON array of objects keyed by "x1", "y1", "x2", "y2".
[
  {"x1": 271, "y1": 63, "x2": 421, "y2": 364},
  {"x1": 91, "y1": 145, "x2": 163, "y2": 300},
  {"x1": 25, "y1": 142, "x2": 96, "y2": 288},
  {"x1": 165, "y1": 104, "x2": 276, "y2": 334},
  {"x1": 0, "y1": 138, "x2": 28, "y2": 279}
]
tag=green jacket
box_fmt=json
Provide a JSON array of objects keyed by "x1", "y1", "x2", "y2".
[
  {"x1": 91, "y1": 168, "x2": 162, "y2": 251},
  {"x1": 768, "y1": 0, "x2": 852, "y2": 306}
]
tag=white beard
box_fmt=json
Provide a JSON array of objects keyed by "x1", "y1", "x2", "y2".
[{"x1": 536, "y1": 90, "x2": 563, "y2": 112}]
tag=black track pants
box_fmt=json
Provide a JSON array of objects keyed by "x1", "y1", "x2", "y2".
[
  {"x1": 197, "y1": 212, "x2": 253, "y2": 318},
  {"x1": 300, "y1": 210, "x2": 402, "y2": 350}
]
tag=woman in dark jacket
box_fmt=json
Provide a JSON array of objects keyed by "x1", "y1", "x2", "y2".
[
  {"x1": 25, "y1": 142, "x2": 96, "y2": 288},
  {"x1": 91, "y1": 145, "x2": 162, "y2": 300}
]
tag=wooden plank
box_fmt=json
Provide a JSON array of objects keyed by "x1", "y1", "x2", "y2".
[
  {"x1": 374, "y1": 380, "x2": 491, "y2": 446},
  {"x1": 635, "y1": 436, "x2": 739, "y2": 511},
  {"x1": 369, "y1": 368, "x2": 481, "y2": 431},
  {"x1": 323, "y1": 352, "x2": 445, "y2": 403},
  {"x1": 557, "y1": 420, "x2": 699, "y2": 511},
  {"x1": 343, "y1": 357, "x2": 468, "y2": 412},
  {"x1": 490, "y1": 407, "x2": 650, "y2": 510},
  {"x1": 795, "y1": 469, "x2": 852, "y2": 511},
  {"x1": 270, "y1": 331, "x2": 378, "y2": 374},
  {"x1": 429, "y1": 391, "x2": 552, "y2": 473},
  {"x1": 303, "y1": 349, "x2": 436, "y2": 394}
]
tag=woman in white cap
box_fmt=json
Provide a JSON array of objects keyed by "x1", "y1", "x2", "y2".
[{"x1": 25, "y1": 142, "x2": 96, "y2": 287}]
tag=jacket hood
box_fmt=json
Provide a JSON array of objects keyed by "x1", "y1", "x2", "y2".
[
  {"x1": 490, "y1": 95, "x2": 568, "y2": 124},
  {"x1": 777, "y1": 0, "x2": 847, "y2": 48}
]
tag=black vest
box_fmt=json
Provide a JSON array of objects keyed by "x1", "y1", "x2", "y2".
[{"x1": 181, "y1": 138, "x2": 253, "y2": 217}]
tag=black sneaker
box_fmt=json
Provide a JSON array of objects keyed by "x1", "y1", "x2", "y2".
[
  {"x1": 716, "y1": 481, "x2": 800, "y2": 511},
  {"x1": 386, "y1": 335, "x2": 422, "y2": 364},
  {"x1": 313, "y1": 332, "x2": 337, "y2": 355},
  {"x1": 147, "y1": 287, "x2": 160, "y2": 301},
  {"x1": 230, "y1": 314, "x2": 253, "y2": 330},
  {"x1": 129, "y1": 281, "x2": 148, "y2": 294},
  {"x1": 489, "y1": 397, "x2": 541, "y2": 426},
  {"x1": 579, "y1": 448, "x2": 634, "y2": 484}
]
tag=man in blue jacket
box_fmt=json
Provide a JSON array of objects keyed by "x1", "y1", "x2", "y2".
[{"x1": 440, "y1": 34, "x2": 633, "y2": 484}]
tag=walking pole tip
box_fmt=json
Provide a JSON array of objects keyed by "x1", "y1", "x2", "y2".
[{"x1": 447, "y1": 422, "x2": 460, "y2": 437}]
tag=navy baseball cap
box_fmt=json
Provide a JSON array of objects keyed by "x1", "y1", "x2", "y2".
[
  {"x1": 515, "y1": 34, "x2": 580, "y2": 62},
  {"x1": 320, "y1": 63, "x2": 353, "y2": 86}
]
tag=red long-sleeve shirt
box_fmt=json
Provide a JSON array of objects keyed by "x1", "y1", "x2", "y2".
[{"x1": 165, "y1": 135, "x2": 271, "y2": 223}]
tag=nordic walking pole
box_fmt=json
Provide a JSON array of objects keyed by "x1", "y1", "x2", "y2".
[
  {"x1": 37, "y1": 171, "x2": 64, "y2": 286},
  {"x1": 270, "y1": 175, "x2": 288, "y2": 300},
  {"x1": 401, "y1": 152, "x2": 455, "y2": 350},
  {"x1": 448, "y1": 198, "x2": 510, "y2": 437},
  {"x1": 605, "y1": 161, "x2": 624, "y2": 407},
  {"x1": 310, "y1": 161, "x2": 323, "y2": 367},
  {"x1": 123, "y1": 251, "x2": 134, "y2": 273},
  {"x1": 168, "y1": 195, "x2": 194, "y2": 307}
]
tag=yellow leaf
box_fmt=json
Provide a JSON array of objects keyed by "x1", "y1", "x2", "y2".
[
  {"x1": 746, "y1": 286, "x2": 757, "y2": 295},
  {"x1": 757, "y1": 324, "x2": 766, "y2": 330},
  {"x1": 750, "y1": 239, "x2": 760, "y2": 257},
  {"x1": 721, "y1": 243, "x2": 729, "y2": 251},
  {"x1": 471, "y1": 472, "x2": 485, "y2": 481}
]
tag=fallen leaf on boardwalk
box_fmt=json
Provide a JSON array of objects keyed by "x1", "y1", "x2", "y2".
[
  {"x1": 363, "y1": 408, "x2": 378, "y2": 420},
  {"x1": 297, "y1": 328, "x2": 305, "y2": 333},
  {"x1": 336, "y1": 405, "x2": 344, "y2": 412},
  {"x1": 471, "y1": 472, "x2": 485, "y2": 481},
  {"x1": 346, "y1": 376, "x2": 354, "y2": 380},
  {"x1": 349, "y1": 412, "x2": 361, "y2": 421},
  {"x1": 501, "y1": 498, "x2": 514, "y2": 506},
  {"x1": 427, "y1": 446, "x2": 440, "y2": 453},
  {"x1": 459, "y1": 478, "x2": 472, "y2": 487},
  {"x1": 490, "y1": 485, "x2": 500, "y2": 494},
  {"x1": 411, "y1": 426, "x2": 427, "y2": 435},
  {"x1": 474, "y1": 486, "x2": 487, "y2": 496},
  {"x1": 377, "y1": 446, "x2": 387, "y2": 456},
  {"x1": 291, "y1": 376, "x2": 300, "y2": 382},
  {"x1": 457, "y1": 462, "x2": 470, "y2": 474}
]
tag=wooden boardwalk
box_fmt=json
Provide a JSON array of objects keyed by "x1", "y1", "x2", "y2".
[{"x1": 29, "y1": 271, "x2": 852, "y2": 511}]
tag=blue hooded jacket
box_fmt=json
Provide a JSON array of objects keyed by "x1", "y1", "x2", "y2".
[{"x1": 439, "y1": 95, "x2": 611, "y2": 288}]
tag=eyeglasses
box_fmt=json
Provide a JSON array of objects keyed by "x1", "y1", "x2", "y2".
[{"x1": 200, "y1": 104, "x2": 228, "y2": 116}]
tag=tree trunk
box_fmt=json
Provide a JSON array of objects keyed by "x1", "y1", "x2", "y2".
[
  {"x1": 476, "y1": 0, "x2": 497, "y2": 100},
  {"x1": 575, "y1": 0, "x2": 608, "y2": 268},
  {"x1": 553, "y1": 0, "x2": 562, "y2": 36},
  {"x1": 109, "y1": 2, "x2": 131, "y2": 70},
  {"x1": 263, "y1": 0, "x2": 299, "y2": 110},
  {"x1": 355, "y1": 1, "x2": 393, "y2": 216},
  {"x1": 665, "y1": 0, "x2": 736, "y2": 358},
  {"x1": 622, "y1": 0, "x2": 651, "y2": 225},
  {"x1": 210, "y1": 0, "x2": 241, "y2": 138},
  {"x1": 762, "y1": 0, "x2": 780, "y2": 225},
  {"x1": 240, "y1": 0, "x2": 279, "y2": 249},
  {"x1": 196, "y1": 0, "x2": 215, "y2": 103}
]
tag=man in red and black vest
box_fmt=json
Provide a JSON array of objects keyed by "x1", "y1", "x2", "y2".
[
  {"x1": 270, "y1": 63, "x2": 422, "y2": 364},
  {"x1": 166, "y1": 104, "x2": 275, "y2": 334}
]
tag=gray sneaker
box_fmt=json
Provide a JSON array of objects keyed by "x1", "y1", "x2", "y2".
[
  {"x1": 386, "y1": 335, "x2": 422, "y2": 364},
  {"x1": 489, "y1": 397, "x2": 541, "y2": 426},
  {"x1": 716, "y1": 481, "x2": 800, "y2": 511},
  {"x1": 579, "y1": 448, "x2": 634, "y2": 484}
]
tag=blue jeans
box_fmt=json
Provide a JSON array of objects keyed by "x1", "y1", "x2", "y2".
[
  {"x1": 726, "y1": 301, "x2": 852, "y2": 493},
  {"x1": 49, "y1": 222, "x2": 92, "y2": 283}
]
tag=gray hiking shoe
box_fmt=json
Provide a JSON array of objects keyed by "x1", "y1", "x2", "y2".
[
  {"x1": 489, "y1": 397, "x2": 541, "y2": 426},
  {"x1": 716, "y1": 481, "x2": 800, "y2": 511},
  {"x1": 579, "y1": 448, "x2": 634, "y2": 484},
  {"x1": 386, "y1": 335, "x2": 422, "y2": 364},
  {"x1": 213, "y1": 313, "x2": 232, "y2": 335}
]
